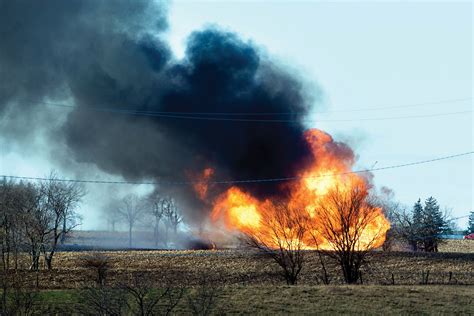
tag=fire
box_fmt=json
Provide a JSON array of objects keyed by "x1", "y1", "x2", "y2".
[
  {"x1": 193, "y1": 167, "x2": 215, "y2": 200},
  {"x1": 201, "y1": 129, "x2": 390, "y2": 250},
  {"x1": 211, "y1": 187, "x2": 263, "y2": 230}
]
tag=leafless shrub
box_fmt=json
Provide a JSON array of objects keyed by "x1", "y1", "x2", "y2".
[
  {"x1": 123, "y1": 272, "x2": 183, "y2": 316},
  {"x1": 244, "y1": 202, "x2": 307, "y2": 285},
  {"x1": 0, "y1": 272, "x2": 39, "y2": 316},
  {"x1": 81, "y1": 252, "x2": 111, "y2": 286},
  {"x1": 310, "y1": 182, "x2": 388, "y2": 284},
  {"x1": 80, "y1": 286, "x2": 127, "y2": 316},
  {"x1": 186, "y1": 274, "x2": 221, "y2": 316}
]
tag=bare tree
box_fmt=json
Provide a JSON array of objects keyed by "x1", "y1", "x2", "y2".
[
  {"x1": 0, "y1": 179, "x2": 19, "y2": 273},
  {"x1": 0, "y1": 175, "x2": 84, "y2": 272},
  {"x1": 117, "y1": 194, "x2": 145, "y2": 248},
  {"x1": 0, "y1": 179, "x2": 21, "y2": 310},
  {"x1": 165, "y1": 198, "x2": 182, "y2": 235},
  {"x1": 147, "y1": 195, "x2": 166, "y2": 247},
  {"x1": 311, "y1": 182, "x2": 388, "y2": 284},
  {"x1": 0, "y1": 180, "x2": 38, "y2": 270},
  {"x1": 391, "y1": 207, "x2": 419, "y2": 251},
  {"x1": 22, "y1": 183, "x2": 51, "y2": 271},
  {"x1": 0, "y1": 178, "x2": 40, "y2": 311},
  {"x1": 154, "y1": 197, "x2": 183, "y2": 247},
  {"x1": 41, "y1": 172, "x2": 84, "y2": 269},
  {"x1": 103, "y1": 200, "x2": 121, "y2": 232},
  {"x1": 244, "y1": 202, "x2": 307, "y2": 285}
]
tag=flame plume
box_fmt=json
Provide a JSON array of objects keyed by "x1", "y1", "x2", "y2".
[{"x1": 205, "y1": 129, "x2": 390, "y2": 250}]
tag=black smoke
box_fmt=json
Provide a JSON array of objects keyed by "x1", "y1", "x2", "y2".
[
  {"x1": 0, "y1": 0, "x2": 319, "y2": 221},
  {"x1": 0, "y1": 0, "x2": 168, "y2": 139}
]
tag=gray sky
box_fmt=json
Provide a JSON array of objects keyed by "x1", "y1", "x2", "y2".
[{"x1": 0, "y1": 1, "x2": 472, "y2": 229}]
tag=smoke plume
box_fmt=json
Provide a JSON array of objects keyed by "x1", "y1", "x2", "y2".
[{"x1": 0, "y1": 0, "x2": 322, "y2": 223}]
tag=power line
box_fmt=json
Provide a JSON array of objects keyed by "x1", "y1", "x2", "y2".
[
  {"x1": 37, "y1": 101, "x2": 472, "y2": 123},
  {"x1": 93, "y1": 110, "x2": 473, "y2": 123},
  {"x1": 1, "y1": 151, "x2": 472, "y2": 186},
  {"x1": 33, "y1": 96, "x2": 471, "y2": 117},
  {"x1": 450, "y1": 215, "x2": 470, "y2": 221}
]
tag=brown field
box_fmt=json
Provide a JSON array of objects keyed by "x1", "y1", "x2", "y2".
[
  {"x1": 11, "y1": 240, "x2": 474, "y2": 289},
  {"x1": 438, "y1": 239, "x2": 474, "y2": 253}
]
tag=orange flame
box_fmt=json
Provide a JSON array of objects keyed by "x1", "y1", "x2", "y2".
[
  {"x1": 193, "y1": 168, "x2": 215, "y2": 200},
  {"x1": 207, "y1": 129, "x2": 390, "y2": 251}
]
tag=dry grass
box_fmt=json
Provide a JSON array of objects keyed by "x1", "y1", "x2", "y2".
[
  {"x1": 438, "y1": 239, "x2": 474, "y2": 253},
  {"x1": 9, "y1": 244, "x2": 474, "y2": 289}
]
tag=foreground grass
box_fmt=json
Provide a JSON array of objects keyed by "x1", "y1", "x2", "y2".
[{"x1": 36, "y1": 285, "x2": 474, "y2": 315}]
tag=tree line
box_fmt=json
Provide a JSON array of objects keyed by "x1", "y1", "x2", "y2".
[
  {"x1": 103, "y1": 193, "x2": 183, "y2": 248},
  {"x1": 0, "y1": 172, "x2": 464, "y2": 290},
  {"x1": 0, "y1": 173, "x2": 84, "y2": 271},
  {"x1": 386, "y1": 196, "x2": 452, "y2": 252}
]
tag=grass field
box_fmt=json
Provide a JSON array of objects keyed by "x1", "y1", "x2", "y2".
[{"x1": 20, "y1": 285, "x2": 474, "y2": 315}]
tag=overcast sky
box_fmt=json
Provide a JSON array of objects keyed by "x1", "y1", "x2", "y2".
[{"x1": 0, "y1": 1, "x2": 472, "y2": 229}]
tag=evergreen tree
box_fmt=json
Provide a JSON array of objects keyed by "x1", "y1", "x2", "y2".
[
  {"x1": 467, "y1": 211, "x2": 474, "y2": 234},
  {"x1": 409, "y1": 199, "x2": 424, "y2": 251},
  {"x1": 421, "y1": 197, "x2": 449, "y2": 252}
]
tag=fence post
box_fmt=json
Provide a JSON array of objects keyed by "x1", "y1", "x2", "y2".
[
  {"x1": 423, "y1": 270, "x2": 430, "y2": 285},
  {"x1": 420, "y1": 270, "x2": 429, "y2": 285},
  {"x1": 391, "y1": 273, "x2": 395, "y2": 285}
]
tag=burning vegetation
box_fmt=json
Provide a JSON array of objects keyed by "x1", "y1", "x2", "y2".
[{"x1": 199, "y1": 129, "x2": 391, "y2": 251}]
